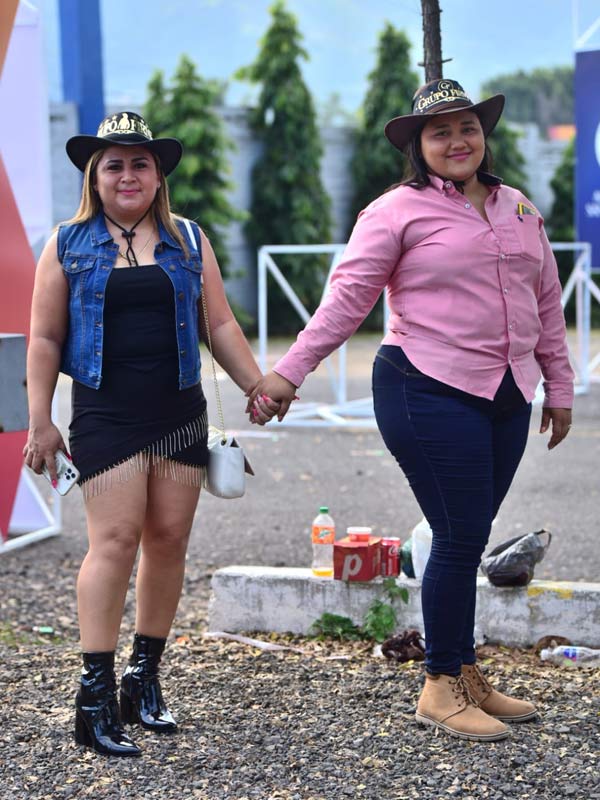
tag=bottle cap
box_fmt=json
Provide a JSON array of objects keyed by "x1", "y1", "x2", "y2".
[
  {"x1": 539, "y1": 648, "x2": 550, "y2": 661},
  {"x1": 319, "y1": 506, "x2": 329, "y2": 513},
  {"x1": 347, "y1": 526, "x2": 372, "y2": 541}
]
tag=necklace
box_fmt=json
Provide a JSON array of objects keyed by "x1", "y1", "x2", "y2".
[
  {"x1": 117, "y1": 228, "x2": 154, "y2": 263},
  {"x1": 105, "y1": 207, "x2": 152, "y2": 267}
]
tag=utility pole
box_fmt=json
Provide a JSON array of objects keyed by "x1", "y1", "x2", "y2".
[{"x1": 420, "y1": 0, "x2": 450, "y2": 81}]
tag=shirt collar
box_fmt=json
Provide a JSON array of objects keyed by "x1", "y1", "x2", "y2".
[{"x1": 429, "y1": 171, "x2": 503, "y2": 196}]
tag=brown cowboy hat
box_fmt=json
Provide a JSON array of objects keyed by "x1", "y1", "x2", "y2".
[
  {"x1": 66, "y1": 111, "x2": 183, "y2": 175},
  {"x1": 385, "y1": 78, "x2": 505, "y2": 151}
]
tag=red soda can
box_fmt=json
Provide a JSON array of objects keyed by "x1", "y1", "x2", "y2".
[{"x1": 381, "y1": 537, "x2": 401, "y2": 577}]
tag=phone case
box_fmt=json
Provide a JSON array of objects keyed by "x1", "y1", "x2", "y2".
[{"x1": 41, "y1": 451, "x2": 80, "y2": 495}]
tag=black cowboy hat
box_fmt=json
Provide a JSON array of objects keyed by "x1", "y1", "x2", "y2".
[
  {"x1": 66, "y1": 111, "x2": 183, "y2": 175},
  {"x1": 385, "y1": 78, "x2": 505, "y2": 152}
]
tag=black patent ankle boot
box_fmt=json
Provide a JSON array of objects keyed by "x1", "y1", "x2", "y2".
[
  {"x1": 75, "y1": 651, "x2": 141, "y2": 757},
  {"x1": 120, "y1": 633, "x2": 177, "y2": 733}
]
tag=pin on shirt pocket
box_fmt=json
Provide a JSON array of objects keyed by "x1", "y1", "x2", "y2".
[{"x1": 511, "y1": 215, "x2": 543, "y2": 264}]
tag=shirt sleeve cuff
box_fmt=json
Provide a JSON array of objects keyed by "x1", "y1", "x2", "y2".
[
  {"x1": 543, "y1": 381, "x2": 574, "y2": 409},
  {"x1": 272, "y1": 351, "x2": 315, "y2": 388}
]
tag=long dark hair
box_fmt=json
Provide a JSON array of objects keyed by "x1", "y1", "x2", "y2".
[{"x1": 397, "y1": 124, "x2": 494, "y2": 190}]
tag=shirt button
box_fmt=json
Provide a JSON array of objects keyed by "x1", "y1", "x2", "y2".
[
  {"x1": 169, "y1": 264, "x2": 176, "y2": 272},
  {"x1": 95, "y1": 292, "x2": 103, "y2": 299},
  {"x1": 179, "y1": 322, "x2": 186, "y2": 328},
  {"x1": 509, "y1": 323, "x2": 514, "y2": 330},
  {"x1": 503, "y1": 287, "x2": 509, "y2": 294},
  {"x1": 95, "y1": 321, "x2": 102, "y2": 328},
  {"x1": 95, "y1": 351, "x2": 101, "y2": 356},
  {"x1": 444, "y1": 181, "x2": 453, "y2": 189},
  {"x1": 178, "y1": 291, "x2": 185, "y2": 300},
  {"x1": 465, "y1": 202, "x2": 471, "y2": 209},
  {"x1": 500, "y1": 254, "x2": 506, "y2": 260},
  {"x1": 180, "y1": 349, "x2": 187, "y2": 356}
]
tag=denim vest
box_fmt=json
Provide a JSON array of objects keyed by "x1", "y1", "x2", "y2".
[{"x1": 58, "y1": 213, "x2": 202, "y2": 390}]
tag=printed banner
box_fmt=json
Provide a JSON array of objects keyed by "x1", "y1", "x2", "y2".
[{"x1": 575, "y1": 49, "x2": 600, "y2": 267}]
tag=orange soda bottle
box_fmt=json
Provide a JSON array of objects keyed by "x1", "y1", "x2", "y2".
[{"x1": 311, "y1": 506, "x2": 335, "y2": 577}]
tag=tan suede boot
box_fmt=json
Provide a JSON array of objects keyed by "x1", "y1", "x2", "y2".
[
  {"x1": 461, "y1": 663, "x2": 537, "y2": 722},
  {"x1": 415, "y1": 673, "x2": 509, "y2": 741}
]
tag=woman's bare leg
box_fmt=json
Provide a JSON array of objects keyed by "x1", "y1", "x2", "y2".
[
  {"x1": 77, "y1": 469, "x2": 148, "y2": 651},
  {"x1": 135, "y1": 466, "x2": 200, "y2": 637}
]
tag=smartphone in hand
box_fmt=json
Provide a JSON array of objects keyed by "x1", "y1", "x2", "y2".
[{"x1": 41, "y1": 450, "x2": 80, "y2": 495}]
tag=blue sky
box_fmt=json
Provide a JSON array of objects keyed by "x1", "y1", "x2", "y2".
[{"x1": 41, "y1": 0, "x2": 599, "y2": 112}]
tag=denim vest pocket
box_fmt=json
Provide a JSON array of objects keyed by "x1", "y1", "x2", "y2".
[
  {"x1": 62, "y1": 253, "x2": 97, "y2": 274},
  {"x1": 181, "y1": 256, "x2": 202, "y2": 292}
]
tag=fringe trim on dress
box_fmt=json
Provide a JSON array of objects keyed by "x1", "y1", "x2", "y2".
[{"x1": 80, "y1": 413, "x2": 208, "y2": 501}]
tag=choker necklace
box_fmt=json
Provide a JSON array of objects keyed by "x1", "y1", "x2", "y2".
[{"x1": 105, "y1": 207, "x2": 152, "y2": 267}]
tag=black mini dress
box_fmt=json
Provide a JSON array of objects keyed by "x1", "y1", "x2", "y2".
[{"x1": 69, "y1": 265, "x2": 208, "y2": 498}]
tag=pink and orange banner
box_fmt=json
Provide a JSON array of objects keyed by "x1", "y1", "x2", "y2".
[{"x1": 0, "y1": 0, "x2": 38, "y2": 540}]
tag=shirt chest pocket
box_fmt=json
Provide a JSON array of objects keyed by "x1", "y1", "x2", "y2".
[{"x1": 510, "y1": 215, "x2": 543, "y2": 264}]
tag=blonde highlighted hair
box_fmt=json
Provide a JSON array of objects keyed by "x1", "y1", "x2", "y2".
[{"x1": 63, "y1": 147, "x2": 190, "y2": 258}]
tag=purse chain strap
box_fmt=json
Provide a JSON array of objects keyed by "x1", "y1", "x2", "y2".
[{"x1": 183, "y1": 219, "x2": 226, "y2": 436}]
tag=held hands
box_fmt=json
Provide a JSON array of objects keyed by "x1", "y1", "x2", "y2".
[
  {"x1": 23, "y1": 422, "x2": 69, "y2": 484},
  {"x1": 540, "y1": 407, "x2": 572, "y2": 450},
  {"x1": 246, "y1": 371, "x2": 298, "y2": 424}
]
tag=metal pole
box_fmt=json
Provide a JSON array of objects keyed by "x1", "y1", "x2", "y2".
[
  {"x1": 258, "y1": 248, "x2": 267, "y2": 373},
  {"x1": 581, "y1": 244, "x2": 592, "y2": 390}
]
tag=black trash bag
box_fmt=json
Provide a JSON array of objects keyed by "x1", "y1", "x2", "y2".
[{"x1": 480, "y1": 529, "x2": 552, "y2": 587}]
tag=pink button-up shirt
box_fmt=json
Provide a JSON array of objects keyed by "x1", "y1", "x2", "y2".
[{"x1": 274, "y1": 175, "x2": 574, "y2": 408}]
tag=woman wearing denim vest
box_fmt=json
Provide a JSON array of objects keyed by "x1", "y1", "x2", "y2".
[
  {"x1": 23, "y1": 111, "x2": 276, "y2": 757},
  {"x1": 248, "y1": 80, "x2": 574, "y2": 742}
]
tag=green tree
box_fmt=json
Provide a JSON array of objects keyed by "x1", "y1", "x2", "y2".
[
  {"x1": 487, "y1": 119, "x2": 529, "y2": 195},
  {"x1": 547, "y1": 138, "x2": 576, "y2": 321},
  {"x1": 144, "y1": 55, "x2": 240, "y2": 271},
  {"x1": 237, "y1": 0, "x2": 332, "y2": 333},
  {"x1": 482, "y1": 67, "x2": 574, "y2": 130},
  {"x1": 547, "y1": 138, "x2": 575, "y2": 245},
  {"x1": 349, "y1": 24, "x2": 418, "y2": 226}
]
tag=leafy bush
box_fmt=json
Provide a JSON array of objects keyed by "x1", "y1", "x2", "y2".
[{"x1": 310, "y1": 578, "x2": 409, "y2": 643}]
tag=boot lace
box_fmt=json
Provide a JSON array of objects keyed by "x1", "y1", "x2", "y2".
[
  {"x1": 466, "y1": 664, "x2": 493, "y2": 695},
  {"x1": 451, "y1": 675, "x2": 477, "y2": 707}
]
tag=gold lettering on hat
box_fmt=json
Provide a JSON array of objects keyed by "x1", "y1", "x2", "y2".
[
  {"x1": 97, "y1": 115, "x2": 119, "y2": 136},
  {"x1": 416, "y1": 84, "x2": 469, "y2": 113},
  {"x1": 96, "y1": 112, "x2": 153, "y2": 139}
]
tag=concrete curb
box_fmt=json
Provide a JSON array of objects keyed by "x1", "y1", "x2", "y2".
[{"x1": 208, "y1": 567, "x2": 600, "y2": 648}]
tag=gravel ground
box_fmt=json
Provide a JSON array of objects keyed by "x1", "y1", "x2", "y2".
[{"x1": 1, "y1": 547, "x2": 599, "y2": 800}]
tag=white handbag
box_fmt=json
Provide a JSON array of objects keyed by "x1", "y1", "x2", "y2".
[
  {"x1": 183, "y1": 219, "x2": 253, "y2": 498},
  {"x1": 206, "y1": 425, "x2": 248, "y2": 498}
]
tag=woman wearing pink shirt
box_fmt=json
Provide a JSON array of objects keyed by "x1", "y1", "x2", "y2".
[{"x1": 249, "y1": 78, "x2": 573, "y2": 742}]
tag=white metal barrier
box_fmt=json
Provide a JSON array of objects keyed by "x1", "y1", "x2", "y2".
[
  {"x1": 258, "y1": 241, "x2": 597, "y2": 429},
  {"x1": 554, "y1": 242, "x2": 599, "y2": 391},
  {"x1": 1, "y1": 393, "x2": 63, "y2": 555},
  {"x1": 258, "y1": 244, "x2": 382, "y2": 428}
]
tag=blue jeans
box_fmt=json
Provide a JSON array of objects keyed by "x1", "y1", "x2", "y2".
[{"x1": 372, "y1": 345, "x2": 532, "y2": 675}]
